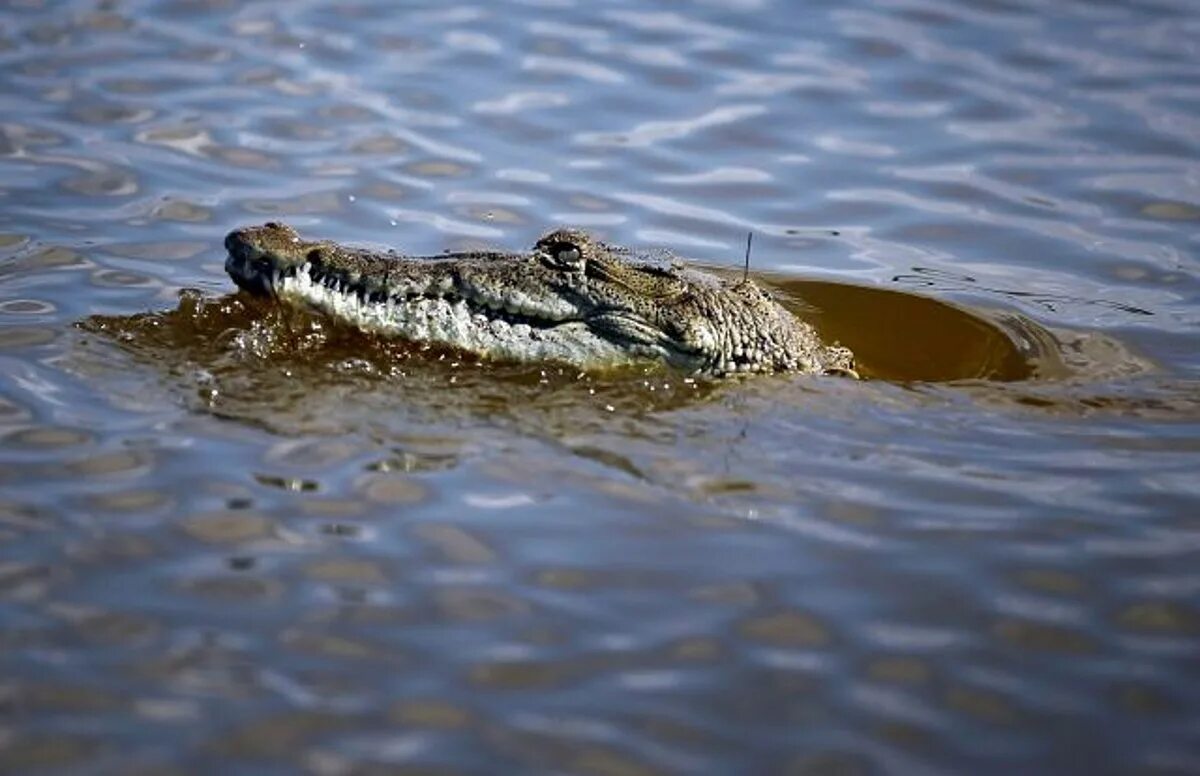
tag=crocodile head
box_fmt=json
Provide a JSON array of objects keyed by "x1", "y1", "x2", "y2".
[{"x1": 224, "y1": 222, "x2": 855, "y2": 377}]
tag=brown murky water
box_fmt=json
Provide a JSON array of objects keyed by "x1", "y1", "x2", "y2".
[{"x1": 2, "y1": 1, "x2": 1199, "y2": 774}]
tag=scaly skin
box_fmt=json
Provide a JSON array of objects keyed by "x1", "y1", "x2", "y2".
[{"x1": 224, "y1": 222, "x2": 856, "y2": 377}]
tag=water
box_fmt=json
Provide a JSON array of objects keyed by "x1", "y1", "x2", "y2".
[{"x1": 2, "y1": 0, "x2": 1198, "y2": 773}]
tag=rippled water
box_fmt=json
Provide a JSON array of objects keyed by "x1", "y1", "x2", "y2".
[{"x1": 2, "y1": 0, "x2": 1199, "y2": 773}]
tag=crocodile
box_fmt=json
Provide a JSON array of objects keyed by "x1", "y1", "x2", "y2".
[{"x1": 224, "y1": 222, "x2": 856, "y2": 377}]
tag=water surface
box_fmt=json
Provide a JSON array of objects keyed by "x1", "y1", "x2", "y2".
[{"x1": 2, "y1": 0, "x2": 1199, "y2": 773}]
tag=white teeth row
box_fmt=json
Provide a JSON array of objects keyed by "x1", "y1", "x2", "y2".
[
  {"x1": 273, "y1": 266, "x2": 540, "y2": 338},
  {"x1": 268, "y1": 264, "x2": 440, "y2": 304},
  {"x1": 272, "y1": 267, "x2": 582, "y2": 357},
  {"x1": 272, "y1": 264, "x2": 561, "y2": 326}
]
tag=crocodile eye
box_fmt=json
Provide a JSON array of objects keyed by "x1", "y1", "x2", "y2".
[{"x1": 545, "y1": 241, "x2": 584, "y2": 270}]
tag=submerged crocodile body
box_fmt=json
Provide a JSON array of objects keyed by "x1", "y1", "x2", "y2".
[{"x1": 224, "y1": 222, "x2": 855, "y2": 377}]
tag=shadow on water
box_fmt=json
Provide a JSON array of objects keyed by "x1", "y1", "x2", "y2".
[
  {"x1": 777, "y1": 276, "x2": 1163, "y2": 384},
  {"x1": 781, "y1": 278, "x2": 1034, "y2": 382}
]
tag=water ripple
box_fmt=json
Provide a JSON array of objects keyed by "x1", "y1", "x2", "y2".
[{"x1": 1, "y1": 0, "x2": 1199, "y2": 772}]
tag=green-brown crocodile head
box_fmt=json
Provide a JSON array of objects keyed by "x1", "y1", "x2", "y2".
[{"x1": 225, "y1": 222, "x2": 855, "y2": 377}]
